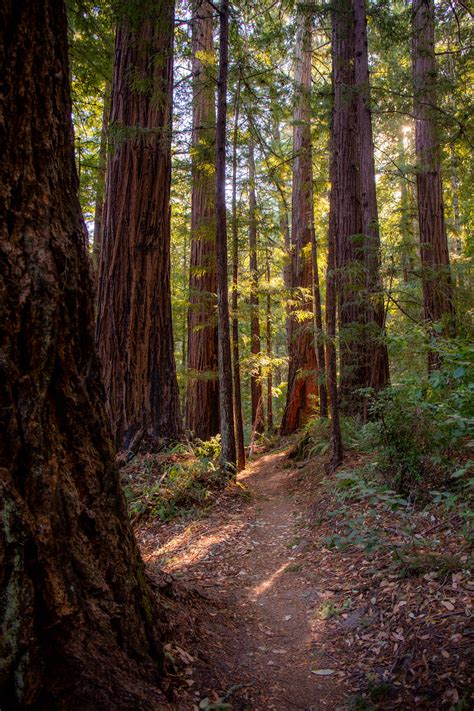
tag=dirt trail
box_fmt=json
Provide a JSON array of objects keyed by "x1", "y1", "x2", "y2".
[{"x1": 142, "y1": 450, "x2": 345, "y2": 710}]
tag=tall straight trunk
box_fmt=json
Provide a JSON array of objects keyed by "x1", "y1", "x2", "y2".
[
  {"x1": 186, "y1": 0, "x2": 219, "y2": 440},
  {"x1": 280, "y1": 6, "x2": 319, "y2": 434},
  {"x1": 398, "y1": 133, "x2": 417, "y2": 283},
  {"x1": 354, "y1": 0, "x2": 390, "y2": 402},
  {"x1": 331, "y1": 0, "x2": 370, "y2": 418},
  {"x1": 310, "y1": 220, "x2": 328, "y2": 419},
  {"x1": 96, "y1": 0, "x2": 182, "y2": 449},
  {"x1": 216, "y1": 0, "x2": 236, "y2": 472},
  {"x1": 265, "y1": 248, "x2": 274, "y2": 431},
  {"x1": 412, "y1": 0, "x2": 455, "y2": 368},
  {"x1": 327, "y1": 179, "x2": 344, "y2": 468},
  {"x1": 0, "y1": 1, "x2": 168, "y2": 706},
  {"x1": 272, "y1": 119, "x2": 292, "y2": 352},
  {"x1": 93, "y1": 86, "x2": 109, "y2": 267},
  {"x1": 248, "y1": 137, "x2": 265, "y2": 437},
  {"x1": 231, "y1": 81, "x2": 246, "y2": 470}
]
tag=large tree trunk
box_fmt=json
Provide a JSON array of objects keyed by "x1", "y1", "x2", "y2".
[
  {"x1": 215, "y1": 0, "x2": 237, "y2": 472},
  {"x1": 331, "y1": 0, "x2": 370, "y2": 418},
  {"x1": 354, "y1": 0, "x2": 390, "y2": 403},
  {"x1": 412, "y1": 0, "x2": 455, "y2": 369},
  {"x1": 248, "y1": 137, "x2": 265, "y2": 439},
  {"x1": 231, "y1": 80, "x2": 246, "y2": 471},
  {"x1": 280, "y1": 6, "x2": 319, "y2": 435},
  {"x1": 186, "y1": 0, "x2": 220, "y2": 440},
  {"x1": 0, "y1": 1, "x2": 168, "y2": 707},
  {"x1": 96, "y1": 0, "x2": 182, "y2": 450}
]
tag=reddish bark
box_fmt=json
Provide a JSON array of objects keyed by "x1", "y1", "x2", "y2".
[
  {"x1": 96, "y1": 0, "x2": 182, "y2": 449},
  {"x1": 354, "y1": 0, "x2": 390, "y2": 398},
  {"x1": 186, "y1": 0, "x2": 219, "y2": 440},
  {"x1": 248, "y1": 137, "x2": 265, "y2": 437},
  {"x1": 216, "y1": 0, "x2": 237, "y2": 471},
  {"x1": 412, "y1": 0, "x2": 455, "y2": 368},
  {"x1": 280, "y1": 7, "x2": 319, "y2": 435},
  {"x1": 265, "y1": 248, "x2": 274, "y2": 431},
  {"x1": 0, "y1": 1, "x2": 168, "y2": 706}
]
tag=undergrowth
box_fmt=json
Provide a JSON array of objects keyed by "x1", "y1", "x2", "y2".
[{"x1": 120, "y1": 435, "x2": 248, "y2": 523}]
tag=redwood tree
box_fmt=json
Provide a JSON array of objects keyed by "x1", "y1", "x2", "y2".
[
  {"x1": 0, "y1": 1, "x2": 168, "y2": 706},
  {"x1": 331, "y1": 0, "x2": 388, "y2": 418},
  {"x1": 280, "y1": 6, "x2": 319, "y2": 434},
  {"x1": 412, "y1": 0, "x2": 454, "y2": 368},
  {"x1": 354, "y1": 0, "x2": 390, "y2": 398},
  {"x1": 186, "y1": 0, "x2": 220, "y2": 439},
  {"x1": 96, "y1": 0, "x2": 182, "y2": 449}
]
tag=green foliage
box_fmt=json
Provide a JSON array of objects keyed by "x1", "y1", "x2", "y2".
[{"x1": 359, "y1": 338, "x2": 474, "y2": 496}]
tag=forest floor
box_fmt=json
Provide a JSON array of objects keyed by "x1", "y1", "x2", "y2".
[{"x1": 133, "y1": 446, "x2": 472, "y2": 711}]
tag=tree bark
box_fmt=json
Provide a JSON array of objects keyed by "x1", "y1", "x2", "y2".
[
  {"x1": 216, "y1": 0, "x2": 237, "y2": 472},
  {"x1": 280, "y1": 6, "x2": 319, "y2": 435},
  {"x1": 354, "y1": 0, "x2": 390, "y2": 403},
  {"x1": 248, "y1": 137, "x2": 265, "y2": 438},
  {"x1": 331, "y1": 0, "x2": 372, "y2": 418},
  {"x1": 96, "y1": 0, "x2": 182, "y2": 449},
  {"x1": 186, "y1": 0, "x2": 219, "y2": 441},
  {"x1": 0, "y1": 1, "x2": 168, "y2": 706},
  {"x1": 412, "y1": 0, "x2": 455, "y2": 369}
]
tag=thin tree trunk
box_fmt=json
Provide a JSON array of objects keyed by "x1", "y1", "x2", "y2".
[
  {"x1": 96, "y1": 0, "x2": 182, "y2": 449},
  {"x1": 327, "y1": 185, "x2": 344, "y2": 469},
  {"x1": 398, "y1": 133, "x2": 417, "y2": 283},
  {"x1": 280, "y1": 6, "x2": 319, "y2": 434},
  {"x1": 265, "y1": 247, "x2": 274, "y2": 431},
  {"x1": 248, "y1": 136, "x2": 265, "y2": 438},
  {"x1": 186, "y1": 0, "x2": 219, "y2": 440},
  {"x1": 0, "y1": 2, "x2": 168, "y2": 706},
  {"x1": 310, "y1": 216, "x2": 328, "y2": 419},
  {"x1": 354, "y1": 0, "x2": 390, "y2": 405},
  {"x1": 93, "y1": 85, "x2": 109, "y2": 267},
  {"x1": 272, "y1": 119, "x2": 292, "y2": 352},
  {"x1": 412, "y1": 0, "x2": 455, "y2": 369},
  {"x1": 216, "y1": 0, "x2": 236, "y2": 472},
  {"x1": 231, "y1": 80, "x2": 246, "y2": 470}
]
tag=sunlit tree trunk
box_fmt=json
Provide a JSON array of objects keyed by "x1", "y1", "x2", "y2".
[
  {"x1": 186, "y1": 0, "x2": 219, "y2": 440},
  {"x1": 216, "y1": 0, "x2": 237, "y2": 471},
  {"x1": 248, "y1": 137, "x2": 265, "y2": 438},
  {"x1": 96, "y1": 0, "x2": 182, "y2": 449},
  {"x1": 93, "y1": 88, "x2": 109, "y2": 268},
  {"x1": 0, "y1": 1, "x2": 168, "y2": 706},
  {"x1": 265, "y1": 247, "x2": 274, "y2": 431},
  {"x1": 412, "y1": 0, "x2": 455, "y2": 369},
  {"x1": 280, "y1": 6, "x2": 319, "y2": 434},
  {"x1": 354, "y1": 0, "x2": 390, "y2": 405}
]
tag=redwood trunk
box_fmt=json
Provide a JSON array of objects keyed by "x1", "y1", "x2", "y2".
[
  {"x1": 248, "y1": 137, "x2": 265, "y2": 437},
  {"x1": 0, "y1": 1, "x2": 167, "y2": 706},
  {"x1": 280, "y1": 7, "x2": 319, "y2": 435},
  {"x1": 186, "y1": 0, "x2": 219, "y2": 440},
  {"x1": 216, "y1": 0, "x2": 237, "y2": 471},
  {"x1": 96, "y1": 0, "x2": 182, "y2": 449},
  {"x1": 331, "y1": 0, "x2": 370, "y2": 418},
  {"x1": 412, "y1": 0, "x2": 455, "y2": 368},
  {"x1": 265, "y1": 248, "x2": 274, "y2": 431},
  {"x1": 354, "y1": 0, "x2": 390, "y2": 399}
]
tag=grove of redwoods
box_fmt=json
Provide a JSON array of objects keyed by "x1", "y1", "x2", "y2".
[{"x1": 0, "y1": 0, "x2": 472, "y2": 707}]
